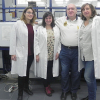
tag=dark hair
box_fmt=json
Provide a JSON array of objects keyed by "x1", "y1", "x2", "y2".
[
  {"x1": 42, "y1": 11, "x2": 55, "y2": 28},
  {"x1": 20, "y1": 6, "x2": 36, "y2": 25},
  {"x1": 81, "y1": 3, "x2": 97, "y2": 20}
]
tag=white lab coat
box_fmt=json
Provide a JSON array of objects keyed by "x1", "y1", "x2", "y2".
[
  {"x1": 10, "y1": 20, "x2": 37, "y2": 77},
  {"x1": 78, "y1": 16, "x2": 100, "y2": 79},
  {"x1": 35, "y1": 25, "x2": 61, "y2": 79}
]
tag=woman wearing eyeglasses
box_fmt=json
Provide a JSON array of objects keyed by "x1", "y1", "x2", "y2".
[{"x1": 10, "y1": 7, "x2": 37, "y2": 100}]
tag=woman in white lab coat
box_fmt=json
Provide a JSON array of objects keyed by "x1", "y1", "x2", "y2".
[
  {"x1": 10, "y1": 7, "x2": 37, "y2": 100},
  {"x1": 36, "y1": 12, "x2": 61, "y2": 96},
  {"x1": 78, "y1": 3, "x2": 100, "y2": 100}
]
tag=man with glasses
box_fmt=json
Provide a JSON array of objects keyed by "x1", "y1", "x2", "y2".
[{"x1": 55, "y1": 4, "x2": 82, "y2": 100}]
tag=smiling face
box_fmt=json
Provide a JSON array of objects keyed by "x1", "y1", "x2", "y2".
[
  {"x1": 45, "y1": 15, "x2": 52, "y2": 26},
  {"x1": 82, "y1": 5, "x2": 92, "y2": 20},
  {"x1": 67, "y1": 4, "x2": 77, "y2": 20},
  {"x1": 24, "y1": 9, "x2": 34, "y2": 21}
]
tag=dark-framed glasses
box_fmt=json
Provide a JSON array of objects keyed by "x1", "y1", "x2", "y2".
[{"x1": 26, "y1": 12, "x2": 34, "y2": 15}]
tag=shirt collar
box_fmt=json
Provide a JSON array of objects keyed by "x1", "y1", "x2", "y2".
[
  {"x1": 67, "y1": 15, "x2": 78, "y2": 21},
  {"x1": 89, "y1": 18, "x2": 93, "y2": 22},
  {"x1": 82, "y1": 18, "x2": 93, "y2": 27}
]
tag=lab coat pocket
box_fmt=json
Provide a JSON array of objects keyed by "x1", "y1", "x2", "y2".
[
  {"x1": 16, "y1": 47, "x2": 23, "y2": 57},
  {"x1": 83, "y1": 43, "x2": 93, "y2": 58},
  {"x1": 83, "y1": 43, "x2": 91, "y2": 51}
]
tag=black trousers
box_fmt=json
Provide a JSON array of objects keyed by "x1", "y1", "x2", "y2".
[
  {"x1": 18, "y1": 54, "x2": 34, "y2": 96},
  {"x1": 43, "y1": 61, "x2": 53, "y2": 87},
  {"x1": 26, "y1": 54, "x2": 34, "y2": 80}
]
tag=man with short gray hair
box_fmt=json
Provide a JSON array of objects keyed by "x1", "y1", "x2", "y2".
[{"x1": 56, "y1": 4, "x2": 82, "y2": 100}]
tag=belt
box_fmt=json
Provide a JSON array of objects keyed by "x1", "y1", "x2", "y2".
[
  {"x1": 62, "y1": 44, "x2": 78, "y2": 49},
  {"x1": 66, "y1": 46, "x2": 78, "y2": 49}
]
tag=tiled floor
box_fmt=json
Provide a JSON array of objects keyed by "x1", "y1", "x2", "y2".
[{"x1": 0, "y1": 78, "x2": 100, "y2": 100}]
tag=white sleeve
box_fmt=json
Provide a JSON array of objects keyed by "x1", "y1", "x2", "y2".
[
  {"x1": 9, "y1": 22, "x2": 17, "y2": 55},
  {"x1": 57, "y1": 27, "x2": 61, "y2": 54},
  {"x1": 34, "y1": 27, "x2": 40, "y2": 55}
]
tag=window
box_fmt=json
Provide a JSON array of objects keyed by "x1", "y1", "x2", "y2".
[
  {"x1": 18, "y1": 0, "x2": 28, "y2": 4},
  {"x1": 17, "y1": 0, "x2": 45, "y2": 6}
]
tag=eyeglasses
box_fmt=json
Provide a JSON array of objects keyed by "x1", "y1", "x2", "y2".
[{"x1": 26, "y1": 12, "x2": 34, "y2": 15}]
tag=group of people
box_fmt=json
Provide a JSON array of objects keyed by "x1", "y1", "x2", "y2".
[{"x1": 9, "y1": 3, "x2": 100, "y2": 100}]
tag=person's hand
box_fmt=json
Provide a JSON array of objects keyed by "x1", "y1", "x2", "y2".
[
  {"x1": 36, "y1": 55, "x2": 39, "y2": 62},
  {"x1": 35, "y1": 21, "x2": 38, "y2": 24},
  {"x1": 55, "y1": 53, "x2": 59, "y2": 60},
  {"x1": 11, "y1": 55, "x2": 16, "y2": 61}
]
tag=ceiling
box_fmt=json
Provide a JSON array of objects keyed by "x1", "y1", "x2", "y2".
[{"x1": 19, "y1": 0, "x2": 99, "y2": 7}]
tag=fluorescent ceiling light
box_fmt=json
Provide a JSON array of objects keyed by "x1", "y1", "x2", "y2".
[
  {"x1": 56, "y1": 2, "x2": 63, "y2": 4},
  {"x1": 97, "y1": 2, "x2": 100, "y2": 7},
  {"x1": 82, "y1": 0, "x2": 97, "y2": 1},
  {"x1": 55, "y1": 0, "x2": 63, "y2": 1},
  {"x1": 82, "y1": 1, "x2": 91, "y2": 4},
  {"x1": 18, "y1": 0, "x2": 27, "y2": 4},
  {"x1": 37, "y1": 2, "x2": 45, "y2": 5},
  {"x1": 55, "y1": 0, "x2": 69, "y2": 1},
  {"x1": 27, "y1": 0, "x2": 41, "y2": 1},
  {"x1": 55, "y1": 1, "x2": 68, "y2": 4}
]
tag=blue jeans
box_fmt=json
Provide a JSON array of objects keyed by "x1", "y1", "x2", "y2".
[
  {"x1": 83, "y1": 61, "x2": 97, "y2": 100},
  {"x1": 60, "y1": 44, "x2": 80, "y2": 93}
]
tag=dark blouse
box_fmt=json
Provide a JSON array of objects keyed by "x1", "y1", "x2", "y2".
[{"x1": 26, "y1": 24, "x2": 34, "y2": 55}]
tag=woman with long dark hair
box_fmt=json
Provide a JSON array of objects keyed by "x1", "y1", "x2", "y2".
[{"x1": 35, "y1": 12, "x2": 61, "y2": 96}]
